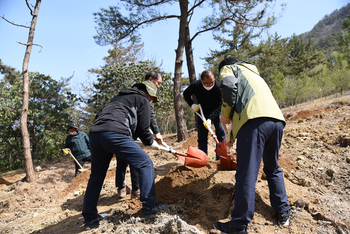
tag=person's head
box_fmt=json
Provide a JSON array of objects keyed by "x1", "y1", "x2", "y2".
[
  {"x1": 200, "y1": 70, "x2": 215, "y2": 91},
  {"x1": 218, "y1": 57, "x2": 238, "y2": 73},
  {"x1": 145, "y1": 71, "x2": 162, "y2": 88},
  {"x1": 133, "y1": 80, "x2": 158, "y2": 104},
  {"x1": 67, "y1": 123, "x2": 78, "y2": 135}
]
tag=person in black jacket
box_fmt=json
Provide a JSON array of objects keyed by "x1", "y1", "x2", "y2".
[
  {"x1": 145, "y1": 70, "x2": 163, "y2": 143},
  {"x1": 65, "y1": 123, "x2": 91, "y2": 176},
  {"x1": 82, "y1": 81, "x2": 166, "y2": 230},
  {"x1": 183, "y1": 70, "x2": 225, "y2": 160},
  {"x1": 115, "y1": 71, "x2": 163, "y2": 199}
]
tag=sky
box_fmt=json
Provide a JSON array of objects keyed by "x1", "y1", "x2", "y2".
[{"x1": 0, "y1": 0, "x2": 349, "y2": 94}]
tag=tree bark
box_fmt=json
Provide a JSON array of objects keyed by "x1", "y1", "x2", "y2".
[
  {"x1": 173, "y1": 0, "x2": 189, "y2": 141},
  {"x1": 21, "y1": 0, "x2": 41, "y2": 182},
  {"x1": 185, "y1": 26, "x2": 197, "y2": 84}
]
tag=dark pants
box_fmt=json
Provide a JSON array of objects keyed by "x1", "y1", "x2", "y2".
[
  {"x1": 229, "y1": 117, "x2": 290, "y2": 229},
  {"x1": 82, "y1": 132, "x2": 156, "y2": 221},
  {"x1": 115, "y1": 159, "x2": 140, "y2": 190},
  {"x1": 75, "y1": 156, "x2": 91, "y2": 176},
  {"x1": 197, "y1": 116, "x2": 225, "y2": 160}
]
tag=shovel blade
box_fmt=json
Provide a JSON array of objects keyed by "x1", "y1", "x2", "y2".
[
  {"x1": 220, "y1": 156, "x2": 237, "y2": 170},
  {"x1": 215, "y1": 141, "x2": 237, "y2": 170},
  {"x1": 215, "y1": 140, "x2": 228, "y2": 158},
  {"x1": 183, "y1": 146, "x2": 209, "y2": 168}
]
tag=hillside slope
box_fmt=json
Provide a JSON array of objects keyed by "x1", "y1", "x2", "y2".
[
  {"x1": 301, "y1": 3, "x2": 350, "y2": 52},
  {"x1": 0, "y1": 93, "x2": 350, "y2": 234}
]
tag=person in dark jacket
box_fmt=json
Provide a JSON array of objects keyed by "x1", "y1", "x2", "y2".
[
  {"x1": 82, "y1": 81, "x2": 166, "y2": 230},
  {"x1": 145, "y1": 70, "x2": 163, "y2": 143},
  {"x1": 65, "y1": 123, "x2": 91, "y2": 176},
  {"x1": 115, "y1": 71, "x2": 163, "y2": 199},
  {"x1": 183, "y1": 69, "x2": 225, "y2": 160}
]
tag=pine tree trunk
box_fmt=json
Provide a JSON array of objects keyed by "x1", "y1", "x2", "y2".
[
  {"x1": 21, "y1": 0, "x2": 42, "y2": 182},
  {"x1": 173, "y1": 0, "x2": 189, "y2": 142},
  {"x1": 185, "y1": 26, "x2": 196, "y2": 84}
]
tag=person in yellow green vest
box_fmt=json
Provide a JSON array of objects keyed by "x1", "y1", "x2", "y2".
[{"x1": 213, "y1": 57, "x2": 291, "y2": 234}]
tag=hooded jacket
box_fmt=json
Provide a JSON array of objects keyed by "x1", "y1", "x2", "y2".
[
  {"x1": 89, "y1": 87, "x2": 154, "y2": 146},
  {"x1": 220, "y1": 62, "x2": 285, "y2": 140}
]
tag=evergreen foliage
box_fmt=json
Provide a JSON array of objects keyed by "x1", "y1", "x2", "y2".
[
  {"x1": 86, "y1": 61, "x2": 174, "y2": 133},
  {"x1": 0, "y1": 63, "x2": 76, "y2": 172},
  {"x1": 339, "y1": 11, "x2": 350, "y2": 68},
  {"x1": 205, "y1": 3, "x2": 350, "y2": 107}
]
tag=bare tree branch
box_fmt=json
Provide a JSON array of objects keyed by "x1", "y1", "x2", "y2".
[
  {"x1": 189, "y1": 4, "x2": 269, "y2": 43},
  {"x1": 132, "y1": 0, "x2": 173, "y2": 8},
  {"x1": 0, "y1": 15, "x2": 30, "y2": 28},
  {"x1": 17, "y1": 41, "x2": 43, "y2": 52},
  {"x1": 190, "y1": 17, "x2": 233, "y2": 42},
  {"x1": 118, "y1": 14, "x2": 180, "y2": 41},
  {"x1": 188, "y1": 0, "x2": 205, "y2": 15},
  {"x1": 25, "y1": 0, "x2": 34, "y2": 16}
]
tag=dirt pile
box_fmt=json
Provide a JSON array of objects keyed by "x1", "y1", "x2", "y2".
[{"x1": 1, "y1": 94, "x2": 350, "y2": 234}]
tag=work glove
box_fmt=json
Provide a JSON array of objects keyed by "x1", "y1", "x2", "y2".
[
  {"x1": 203, "y1": 119, "x2": 211, "y2": 129},
  {"x1": 191, "y1": 104, "x2": 200, "y2": 112},
  {"x1": 150, "y1": 140, "x2": 160, "y2": 150}
]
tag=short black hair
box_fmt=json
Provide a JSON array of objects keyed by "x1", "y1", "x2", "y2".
[
  {"x1": 144, "y1": 71, "x2": 159, "y2": 81},
  {"x1": 200, "y1": 70, "x2": 214, "y2": 80},
  {"x1": 218, "y1": 57, "x2": 238, "y2": 72}
]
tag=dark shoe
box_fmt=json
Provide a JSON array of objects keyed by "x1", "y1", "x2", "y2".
[
  {"x1": 131, "y1": 189, "x2": 140, "y2": 199},
  {"x1": 142, "y1": 204, "x2": 167, "y2": 219},
  {"x1": 118, "y1": 185, "x2": 131, "y2": 198},
  {"x1": 84, "y1": 215, "x2": 104, "y2": 230},
  {"x1": 277, "y1": 209, "x2": 291, "y2": 226},
  {"x1": 213, "y1": 221, "x2": 247, "y2": 234}
]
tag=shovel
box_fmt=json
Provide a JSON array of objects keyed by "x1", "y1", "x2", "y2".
[
  {"x1": 159, "y1": 141, "x2": 209, "y2": 168},
  {"x1": 194, "y1": 104, "x2": 236, "y2": 170},
  {"x1": 220, "y1": 124, "x2": 237, "y2": 170},
  {"x1": 62, "y1": 148, "x2": 85, "y2": 172}
]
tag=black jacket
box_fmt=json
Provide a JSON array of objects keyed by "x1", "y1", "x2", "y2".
[
  {"x1": 183, "y1": 79, "x2": 223, "y2": 120},
  {"x1": 150, "y1": 103, "x2": 160, "y2": 134},
  {"x1": 90, "y1": 87, "x2": 154, "y2": 146}
]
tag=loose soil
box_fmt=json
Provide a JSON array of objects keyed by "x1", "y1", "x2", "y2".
[{"x1": 1, "y1": 93, "x2": 350, "y2": 234}]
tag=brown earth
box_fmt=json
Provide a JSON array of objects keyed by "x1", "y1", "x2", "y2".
[{"x1": 1, "y1": 93, "x2": 350, "y2": 234}]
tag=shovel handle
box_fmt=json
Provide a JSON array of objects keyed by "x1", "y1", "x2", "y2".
[
  {"x1": 194, "y1": 104, "x2": 219, "y2": 143},
  {"x1": 222, "y1": 124, "x2": 233, "y2": 157},
  {"x1": 63, "y1": 148, "x2": 85, "y2": 171},
  {"x1": 159, "y1": 143, "x2": 186, "y2": 165},
  {"x1": 160, "y1": 146, "x2": 186, "y2": 158}
]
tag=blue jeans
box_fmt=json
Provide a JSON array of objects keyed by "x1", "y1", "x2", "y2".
[
  {"x1": 82, "y1": 132, "x2": 155, "y2": 221},
  {"x1": 197, "y1": 116, "x2": 225, "y2": 160},
  {"x1": 115, "y1": 159, "x2": 140, "y2": 190},
  {"x1": 229, "y1": 118, "x2": 290, "y2": 229}
]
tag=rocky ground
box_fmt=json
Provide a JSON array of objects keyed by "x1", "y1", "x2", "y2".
[{"x1": 1, "y1": 93, "x2": 350, "y2": 234}]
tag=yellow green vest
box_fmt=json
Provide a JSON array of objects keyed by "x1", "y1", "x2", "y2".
[{"x1": 220, "y1": 62, "x2": 285, "y2": 140}]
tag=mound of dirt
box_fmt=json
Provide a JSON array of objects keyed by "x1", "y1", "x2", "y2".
[{"x1": 1, "y1": 94, "x2": 350, "y2": 234}]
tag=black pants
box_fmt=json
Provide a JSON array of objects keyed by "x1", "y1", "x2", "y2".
[{"x1": 75, "y1": 156, "x2": 91, "y2": 176}]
